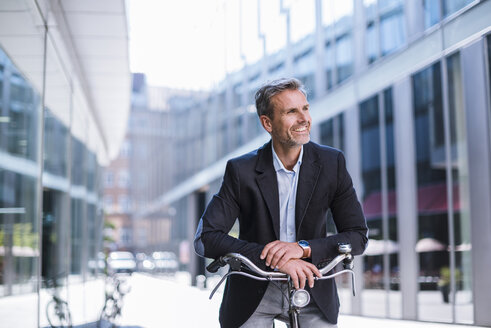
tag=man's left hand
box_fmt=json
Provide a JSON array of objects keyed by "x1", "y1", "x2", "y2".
[{"x1": 260, "y1": 240, "x2": 304, "y2": 269}]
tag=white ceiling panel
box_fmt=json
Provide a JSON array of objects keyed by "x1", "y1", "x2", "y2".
[
  {"x1": 0, "y1": 12, "x2": 42, "y2": 35},
  {"x1": 61, "y1": 0, "x2": 125, "y2": 14},
  {"x1": 65, "y1": 13, "x2": 127, "y2": 37},
  {"x1": 0, "y1": 0, "x2": 130, "y2": 165},
  {"x1": 75, "y1": 38, "x2": 128, "y2": 57},
  {"x1": 0, "y1": 36, "x2": 45, "y2": 56},
  {"x1": 0, "y1": 0, "x2": 30, "y2": 11},
  {"x1": 81, "y1": 58, "x2": 129, "y2": 73}
]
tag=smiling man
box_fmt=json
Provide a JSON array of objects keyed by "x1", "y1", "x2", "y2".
[{"x1": 195, "y1": 78, "x2": 368, "y2": 328}]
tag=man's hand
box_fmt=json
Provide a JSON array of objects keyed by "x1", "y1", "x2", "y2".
[
  {"x1": 279, "y1": 259, "x2": 322, "y2": 289},
  {"x1": 260, "y1": 240, "x2": 304, "y2": 269}
]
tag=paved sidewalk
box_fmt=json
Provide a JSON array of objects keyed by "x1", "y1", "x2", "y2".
[
  {"x1": 115, "y1": 273, "x2": 486, "y2": 328},
  {"x1": 1, "y1": 273, "x2": 485, "y2": 328}
]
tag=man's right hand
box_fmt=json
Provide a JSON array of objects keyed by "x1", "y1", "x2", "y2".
[{"x1": 278, "y1": 259, "x2": 322, "y2": 289}]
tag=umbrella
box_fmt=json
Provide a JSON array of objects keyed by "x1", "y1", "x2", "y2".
[
  {"x1": 365, "y1": 239, "x2": 399, "y2": 256},
  {"x1": 415, "y1": 238, "x2": 446, "y2": 252}
]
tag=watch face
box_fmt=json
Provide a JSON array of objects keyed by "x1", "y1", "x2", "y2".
[{"x1": 298, "y1": 240, "x2": 309, "y2": 248}]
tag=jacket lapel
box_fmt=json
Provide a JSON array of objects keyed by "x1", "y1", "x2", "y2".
[
  {"x1": 255, "y1": 141, "x2": 280, "y2": 239},
  {"x1": 295, "y1": 143, "x2": 321, "y2": 235}
]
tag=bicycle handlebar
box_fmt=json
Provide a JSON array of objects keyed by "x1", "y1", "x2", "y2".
[{"x1": 206, "y1": 243, "x2": 356, "y2": 299}]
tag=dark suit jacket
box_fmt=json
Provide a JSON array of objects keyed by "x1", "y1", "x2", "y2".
[{"x1": 197, "y1": 141, "x2": 368, "y2": 328}]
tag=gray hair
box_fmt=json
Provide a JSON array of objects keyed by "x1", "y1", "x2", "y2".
[{"x1": 254, "y1": 77, "x2": 307, "y2": 118}]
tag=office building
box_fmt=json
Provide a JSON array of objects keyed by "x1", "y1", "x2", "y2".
[
  {"x1": 138, "y1": 0, "x2": 491, "y2": 325},
  {"x1": 0, "y1": 1, "x2": 130, "y2": 326}
]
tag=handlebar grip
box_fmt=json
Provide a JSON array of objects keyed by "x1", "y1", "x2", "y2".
[{"x1": 206, "y1": 257, "x2": 224, "y2": 273}]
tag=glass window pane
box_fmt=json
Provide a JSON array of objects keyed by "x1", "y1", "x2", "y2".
[
  {"x1": 325, "y1": 43, "x2": 335, "y2": 89},
  {"x1": 443, "y1": 0, "x2": 474, "y2": 18},
  {"x1": 359, "y1": 95, "x2": 385, "y2": 317},
  {"x1": 413, "y1": 62, "x2": 452, "y2": 322},
  {"x1": 383, "y1": 88, "x2": 400, "y2": 318},
  {"x1": 487, "y1": 35, "x2": 491, "y2": 144},
  {"x1": 71, "y1": 137, "x2": 86, "y2": 186},
  {"x1": 380, "y1": 8, "x2": 405, "y2": 56},
  {"x1": 0, "y1": 49, "x2": 40, "y2": 161},
  {"x1": 319, "y1": 113, "x2": 344, "y2": 150},
  {"x1": 44, "y1": 109, "x2": 68, "y2": 177},
  {"x1": 364, "y1": 0, "x2": 377, "y2": 21},
  {"x1": 0, "y1": 170, "x2": 39, "y2": 296},
  {"x1": 366, "y1": 22, "x2": 378, "y2": 64},
  {"x1": 359, "y1": 89, "x2": 400, "y2": 318},
  {"x1": 424, "y1": 0, "x2": 441, "y2": 29},
  {"x1": 320, "y1": 119, "x2": 334, "y2": 147},
  {"x1": 446, "y1": 52, "x2": 473, "y2": 324},
  {"x1": 0, "y1": 6, "x2": 46, "y2": 321},
  {"x1": 336, "y1": 34, "x2": 353, "y2": 83}
]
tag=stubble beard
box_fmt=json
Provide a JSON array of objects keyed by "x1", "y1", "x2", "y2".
[{"x1": 273, "y1": 129, "x2": 311, "y2": 148}]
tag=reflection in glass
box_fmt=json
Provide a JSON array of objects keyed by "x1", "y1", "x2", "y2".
[
  {"x1": 487, "y1": 35, "x2": 491, "y2": 136},
  {"x1": 442, "y1": 0, "x2": 474, "y2": 18},
  {"x1": 0, "y1": 171, "x2": 39, "y2": 296},
  {"x1": 71, "y1": 198, "x2": 84, "y2": 278},
  {"x1": 365, "y1": 0, "x2": 405, "y2": 63},
  {"x1": 71, "y1": 137, "x2": 86, "y2": 186},
  {"x1": 322, "y1": 0, "x2": 353, "y2": 87},
  {"x1": 325, "y1": 42, "x2": 335, "y2": 90},
  {"x1": 0, "y1": 46, "x2": 41, "y2": 302},
  {"x1": 413, "y1": 62, "x2": 451, "y2": 322},
  {"x1": 446, "y1": 53, "x2": 472, "y2": 324},
  {"x1": 87, "y1": 204, "x2": 102, "y2": 278},
  {"x1": 42, "y1": 189, "x2": 69, "y2": 283},
  {"x1": 424, "y1": 0, "x2": 475, "y2": 28},
  {"x1": 319, "y1": 113, "x2": 351, "y2": 313},
  {"x1": 44, "y1": 109, "x2": 68, "y2": 177},
  {"x1": 319, "y1": 113, "x2": 344, "y2": 151},
  {"x1": 412, "y1": 57, "x2": 472, "y2": 323},
  {"x1": 0, "y1": 49, "x2": 40, "y2": 161},
  {"x1": 366, "y1": 22, "x2": 378, "y2": 64},
  {"x1": 359, "y1": 89, "x2": 399, "y2": 318},
  {"x1": 336, "y1": 34, "x2": 353, "y2": 83},
  {"x1": 380, "y1": 6, "x2": 405, "y2": 56}
]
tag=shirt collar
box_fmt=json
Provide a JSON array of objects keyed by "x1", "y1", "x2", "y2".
[{"x1": 272, "y1": 144, "x2": 303, "y2": 173}]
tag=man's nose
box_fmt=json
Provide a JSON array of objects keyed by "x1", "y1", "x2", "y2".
[{"x1": 298, "y1": 110, "x2": 310, "y2": 122}]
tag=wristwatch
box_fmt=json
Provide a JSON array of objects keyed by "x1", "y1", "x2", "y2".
[{"x1": 297, "y1": 240, "x2": 311, "y2": 258}]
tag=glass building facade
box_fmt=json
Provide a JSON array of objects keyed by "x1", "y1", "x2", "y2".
[
  {"x1": 141, "y1": 0, "x2": 491, "y2": 326},
  {"x1": 0, "y1": 1, "x2": 130, "y2": 327}
]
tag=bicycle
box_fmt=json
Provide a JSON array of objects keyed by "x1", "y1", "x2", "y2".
[
  {"x1": 207, "y1": 243, "x2": 356, "y2": 328},
  {"x1": 44, "y1": 276, "x2": 72, "y2": 328},
  {"x1": 97, "y1": 274, "x2": 131, "y2": 328}
]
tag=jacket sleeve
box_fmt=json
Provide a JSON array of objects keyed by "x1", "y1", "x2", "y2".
[
  {"x1": 309, "y1": 152, "x2": 368, "y2": 265},
  {"x1": 194, "y1": 160, "x2": 266, "y2": 268}
]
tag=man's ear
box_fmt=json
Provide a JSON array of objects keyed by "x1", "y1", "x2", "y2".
[{"x1": 260, "y1": 115, "x2": 273, "y2": 133}]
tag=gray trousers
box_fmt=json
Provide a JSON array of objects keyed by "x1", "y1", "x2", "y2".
[{"x1": 240, "y1": 282, "x2": 338, "y2": 328}]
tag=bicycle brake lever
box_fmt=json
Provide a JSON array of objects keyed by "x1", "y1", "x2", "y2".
[
  {"x1": 343, "y1": 254, "x2": 354, "y2": 270},
  {"x1": 351, "y1": 272, "x2": 356, "y2": 296},
  {"x1": 206, "y1": 257, "x2": 224, "y2": 273}
]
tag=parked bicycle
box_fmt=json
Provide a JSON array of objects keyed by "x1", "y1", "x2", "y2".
[
  {"x1": 207, "y1": 243, "x2": 355, "y2": 328},
  {"x1": 44, "y1": 276, "x2": 72, "y2": 328},
  {"x1": 97, "y1": 274, "x2": 131, "y2": 328}
]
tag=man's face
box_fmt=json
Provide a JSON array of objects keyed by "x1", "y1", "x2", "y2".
[{"x1": 261, "y1": 89, "x2": 312, "y2": 149}]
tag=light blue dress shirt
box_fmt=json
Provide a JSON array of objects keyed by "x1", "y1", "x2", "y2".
[{"x1": 272, "y1": 145, "x2": 303, "y2": 243}]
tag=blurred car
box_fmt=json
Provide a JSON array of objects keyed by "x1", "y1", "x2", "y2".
[
  {"x1": 107, "y1": 251, "x2": 136, "y2": 274},
  {"x1": 135, "y1": 252, "x2": 155, "y2": 272},
  {"x1": 152, "y1": 251, "x2": 178, "y2": 274}
]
